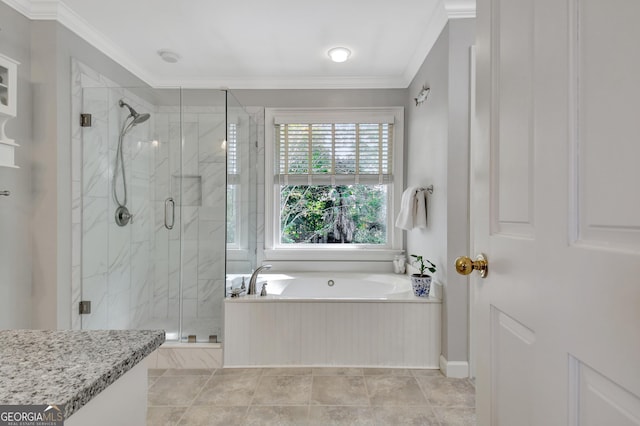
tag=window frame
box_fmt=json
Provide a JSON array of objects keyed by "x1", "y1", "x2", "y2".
[{"x1": 264, "y1": 107, "x2": 404, "y2": 262}]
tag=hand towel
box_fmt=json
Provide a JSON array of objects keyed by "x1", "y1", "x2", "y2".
[
  {"x1": 414, "y1": 188, "x2": 427, "y2": 229},
  {"x1": 395, "y1": 186, "x2": 428, "y2": 230}
]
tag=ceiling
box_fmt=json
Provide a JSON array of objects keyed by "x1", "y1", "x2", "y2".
[{"x1": 3, "y1": 0, "x2": 475, "y2": 89}]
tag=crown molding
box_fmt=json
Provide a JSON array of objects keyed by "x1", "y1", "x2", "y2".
[
  {"x1": 2, "y1": 0, "x2": 475, "y2": 89},
  {"x1": 444, "y1": 0, "x2": 477, "y2": 18},
  {"x1": 402, "y1": 0, "x2": 450, "y2": 87},
  {"x1": 152, "y1": 75, "x2": 409, "y2": 90}
]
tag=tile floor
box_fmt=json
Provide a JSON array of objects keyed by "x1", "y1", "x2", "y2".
[{"x1": 147, "y1": 367, "x2": 475, "y2": 425}]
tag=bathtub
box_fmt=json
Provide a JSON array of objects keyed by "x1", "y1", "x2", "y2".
[{"x1": 224, "y1": 272, "x2": 441, "y2": 368}]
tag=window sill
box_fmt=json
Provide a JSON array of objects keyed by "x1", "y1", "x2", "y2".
[{"x1": 263, "y1": 248, "x2": 403, "y2": 262}]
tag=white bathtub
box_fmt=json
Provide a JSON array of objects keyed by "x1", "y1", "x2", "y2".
[
  {"x1": 224, "y1": 272, "x2": 441, "y2": 368},
  {"x1": 264, "y1": 273, "x2": 420, "y2": 299}
]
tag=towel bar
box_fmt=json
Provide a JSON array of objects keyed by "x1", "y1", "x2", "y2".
[{"x1": 418, "y1": 185, "x2": 433, "y2": 195}]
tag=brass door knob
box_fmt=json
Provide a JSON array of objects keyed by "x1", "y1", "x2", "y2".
[{"x1": 455, "y1": 254, "x2": 488, "y2": 278}]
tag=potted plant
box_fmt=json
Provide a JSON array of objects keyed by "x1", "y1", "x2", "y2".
[{"x1": 410, "y1": 254, "x2": 436, "y2": 297}]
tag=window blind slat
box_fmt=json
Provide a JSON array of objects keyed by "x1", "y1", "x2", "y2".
[{"x1": 275, "y1": 123, "x2": 393, "y2": 184}]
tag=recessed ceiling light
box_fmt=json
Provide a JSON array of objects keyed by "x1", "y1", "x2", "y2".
[
  {"x1": 328, "y1": 47, "x2": 351, "y2": 63},
  {"x1": 157, "y1": 49, "x2": 181, "y2": 64}
]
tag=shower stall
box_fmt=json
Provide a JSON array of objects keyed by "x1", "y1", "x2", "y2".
[{"x1": 71, "y1": 60, "x2": 256, "y2": 342}]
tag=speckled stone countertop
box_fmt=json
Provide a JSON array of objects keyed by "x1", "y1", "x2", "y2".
[{"x1": 0, "y1": 329, "x2": 165, "y2": 419}]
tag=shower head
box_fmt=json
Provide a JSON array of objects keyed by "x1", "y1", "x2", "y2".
[{"x1": 119, "y1": 99, "x2": 151, "y2": 125}]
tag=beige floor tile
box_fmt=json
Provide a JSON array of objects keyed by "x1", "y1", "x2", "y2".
[
  {"x1": 410, "y1": 369, "x2": 444, "y2": 377},
  {"x1": 365, "y1": 376, "x2": 428, "y2": 406},
  {"x1": 214, "y1": 368, "x2": 263, "y2": 376},
  {"x1": 373, "y1": 406, "x2": 440, "y2": 425},
  {"x1": 252, "y1": 376, "x2": 312, "y2": 405},
  {"x1": 148, "y1": 376, "x2": 210, "y2": 406},
  {"x1": 311, "y1": 376, "x2": 369, "y2": 406},
  {"x1": 148, "y1": 368, "x2": 167, "y2": 378},
  {"x1": 193, "y1": 374, "x2": 260, "y2": 406},
  {"x1": 362, "y1": 368, "x2": 413, "y2": 376},
  {"x1": 162, "y1": 368, "x2": 216, "y2": 377},
  {"x1": 312, "y1": 368, "x2": 364, "y2": 376},
  {"x1": 245, "y1": 406, "x2": 310, "y2": 425},
  {"x1": 263, "y1": 367, "x2": 313, "y2": 376},
  {"x1": 146, "y1": 406, "x2": 187, "y2": 426},
  {"x1": 434, "y1": 406, "x2": 477, "y2": 425},
  {"x1": 308, "y1": 406, "x2": 376, "y2": 425},
  {"x1": 178, "y1": 406, "x2": 249, "y2": 426},
  {"x1": 416, "y1": 376, "x2": 475, "y2": 408}
]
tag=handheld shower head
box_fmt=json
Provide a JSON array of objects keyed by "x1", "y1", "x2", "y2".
[{"x1": 119, "y1": 99, "x2": 150, "y2": 125}]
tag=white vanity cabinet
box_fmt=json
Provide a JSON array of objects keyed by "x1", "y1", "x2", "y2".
[{"x1": 0, "y1": 54, "x2": 19, "y2": 168}]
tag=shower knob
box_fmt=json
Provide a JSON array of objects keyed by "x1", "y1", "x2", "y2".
[{"x1": 115, "y1": 206, "x2": 132, "y2": 227}]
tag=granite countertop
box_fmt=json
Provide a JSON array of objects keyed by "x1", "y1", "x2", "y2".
[{"x1": 0, "y1": 329, "x2": 165, "y2": 419}]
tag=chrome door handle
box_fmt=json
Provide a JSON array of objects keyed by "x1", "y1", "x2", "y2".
[
  {"x1": 455, "y1": 253, "x2": 489, "y2": 278},
  {"x1": 164, "y1": 197, "x2": 175, "y2": 230}
]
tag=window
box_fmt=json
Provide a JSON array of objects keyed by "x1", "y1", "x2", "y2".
[
  {"x1": 226, "y1": 122, "x2": 241, "y2": 248},
  {"x1": 265, "y1": 108, "x2": 404, "y2": 261}
]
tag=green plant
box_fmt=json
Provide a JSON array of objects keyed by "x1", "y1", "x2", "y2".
[{"x1": 410, "y1": 255, "x2": 436, "y2": 276}]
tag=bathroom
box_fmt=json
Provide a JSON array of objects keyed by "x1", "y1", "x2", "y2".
[{"x1": 0, "y1": 0, "x2": 478, "y2": 424}]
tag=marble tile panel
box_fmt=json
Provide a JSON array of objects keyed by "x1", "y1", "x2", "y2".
[
  {"x1": 181, "y1": 241, "x2": 198, "y2": 298},
  {"x1": 311, "y1": 376, "x2": 369, "y2": 406},
  {"x1": 156, "y1": 347, "x2": 222, "y2": 370},
  {"x1": 198, "y1": 113, "x2": 226, "y2": 163},
  {"x1": 193, "y1": 374, "x2": 260, "y2": 406},
  {"x1": 180, "y1": 206, "x2": 199, "y2": 241},
  {"x1": 252, "y1": 376, "x2": 312, "y2": 405},
  {"x1": 107, "y1": 290, "x2": 130, "y2": 329},
  {"x1": 148, "y1": 375, "x2": 209, "y2": 406},
  {"x1": 309, "y1": 406, "x2": 376, "y2": 426},
  {"x1": 82, "y1": 196, "x2": 108, "y2": 277},
  {"x1": 80, "y1": 273, "x2": 108, "y2": 329},
  {"x1": 365, "y1": 376, "x2": 428, "y2": 407},
  {"x1": 245, "y1": 406, "x2": 309, "y2": 426}
]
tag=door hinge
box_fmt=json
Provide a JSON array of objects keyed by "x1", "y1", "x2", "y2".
[
  {"x1": 79, "y1": 301, "x2": 91, "y2": 315},
  {"x1": 80, "y1": 113, "x2": 92, "y2": 127}
]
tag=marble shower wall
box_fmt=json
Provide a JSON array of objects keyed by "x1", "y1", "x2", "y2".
[
  {"x1": 152, "y1": 107, "x2": 228, "y2": 341},
  {"x1": 79, "y1": 85, "x2": 156, "y2": 331}
]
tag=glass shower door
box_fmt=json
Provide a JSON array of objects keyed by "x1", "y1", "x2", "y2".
[{"x1": 79, "y1": 86, "x2": 182, "y2": 340}]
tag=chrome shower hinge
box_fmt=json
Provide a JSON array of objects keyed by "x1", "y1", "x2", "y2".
[
  {"x1": 79, "y1": 301, "x2": 91, "y2": 314},
  {"x1": 80, "y1": 113, "x2": 92, "y2": 127}
]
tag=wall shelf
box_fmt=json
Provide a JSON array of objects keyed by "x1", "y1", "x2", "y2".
[{"x1": 0, "y1": 53, "x2": 20, "y2": 168}]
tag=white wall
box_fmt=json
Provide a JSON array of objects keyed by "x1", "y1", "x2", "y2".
[
  {"x1": 0, "y1": 2, "x2": 33, "y2": 329},
  {"x1": 406, "y1": 19, "x2": 475, "y2": 363}
]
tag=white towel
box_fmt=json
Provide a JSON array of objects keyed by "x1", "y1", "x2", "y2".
[{"x1": 395, "y1": 186, "x2": 428, "y2": 230}]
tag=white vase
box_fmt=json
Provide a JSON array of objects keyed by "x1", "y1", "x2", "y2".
[{"x1": 410, "y1": 275, "x2": 432, "y2": 297}]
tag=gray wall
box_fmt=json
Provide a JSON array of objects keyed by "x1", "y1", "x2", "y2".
[
  {"x1": 29, "y1": 19, "x2": 149, "y2": 329},
  {"x1": 406, "y1": 19, "x2": 475, "y2": 363},
  {"x1": 0, "y1": 2, "x2": 33, "y2": 329},
  {"x1": 231, "y1": 89, "x2": 408, "y2": 109}
]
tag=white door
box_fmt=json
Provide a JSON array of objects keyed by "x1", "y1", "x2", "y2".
[{"x1": 472, "y1": 0, "x2": 640, "y2": 424}]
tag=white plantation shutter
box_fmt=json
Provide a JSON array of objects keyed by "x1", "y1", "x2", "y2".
[
  {"x1": 226, "y1": 122, "x2": 239, "y2": 184},
  {"x1": 275, "y1": 122, "x2": 393, "y2": 185}
]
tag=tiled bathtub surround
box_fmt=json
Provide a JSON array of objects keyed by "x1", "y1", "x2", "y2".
[{"x1": 147, "y1": 367, "x2": 476, "y2": 425}]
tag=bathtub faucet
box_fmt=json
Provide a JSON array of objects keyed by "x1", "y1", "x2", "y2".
[{"x1": 248, "y1": 264, "x2": 272, "y2": 295}]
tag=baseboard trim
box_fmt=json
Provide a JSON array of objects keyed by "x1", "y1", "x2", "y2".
[{"x1": 440, "y1": 354, "x2": 469, "y2": 378}]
